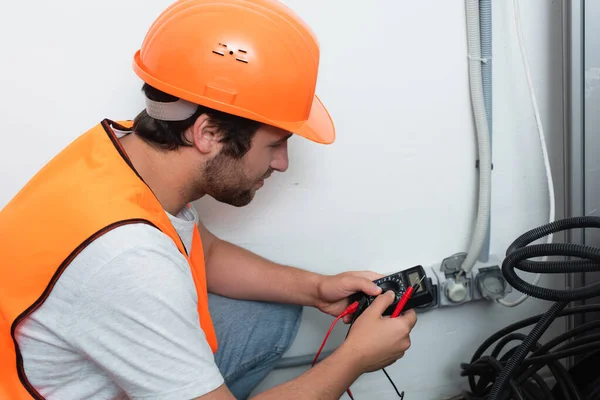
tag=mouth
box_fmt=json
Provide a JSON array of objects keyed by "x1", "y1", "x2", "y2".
[
  {"x1": 256, "y1": 171, "x2": 272, "y2": 188},
  {"x1": 262, "y1": 169, "x2": 273, "y2": 180},
  {"x1": 259, "y1": 174, "x2": 270, "y2": 184}
]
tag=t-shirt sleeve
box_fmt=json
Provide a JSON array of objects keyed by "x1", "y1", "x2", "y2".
[{"x1": 65, "y1": 237, "x2": 224, "y2": 400}]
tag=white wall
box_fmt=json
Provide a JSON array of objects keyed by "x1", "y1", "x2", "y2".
[{"x1": 0, "y1": 0, "x2": 566, "y2": 399}]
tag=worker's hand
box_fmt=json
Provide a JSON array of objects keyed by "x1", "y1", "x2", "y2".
[
  {"x1": 315, "y1": 271, "x2": 383, "y2": 323},
  {"x1": 342, "y1": 291, "x2": 417, "y2": 373}
]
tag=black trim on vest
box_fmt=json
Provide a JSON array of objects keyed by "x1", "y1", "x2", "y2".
[
  {"x1": 101, "y1": 119, "x2": 146, "y2": 183},
  {"x1": 100, "y1": 119, "x2": 190, "y2": 256}
]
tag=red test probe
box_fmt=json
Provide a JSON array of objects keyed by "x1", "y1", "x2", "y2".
[{"x1": 391, "y1": 275, "x2": 426, "y2": 318}]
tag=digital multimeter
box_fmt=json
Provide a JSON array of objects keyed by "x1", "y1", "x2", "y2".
[{"x1": 348, "y1": 265, "x2": 434, "y2": 319}]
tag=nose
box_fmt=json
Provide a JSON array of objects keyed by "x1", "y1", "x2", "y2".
[{"x1": 271, "y1": 142, "x2": 289, "y2": 172}]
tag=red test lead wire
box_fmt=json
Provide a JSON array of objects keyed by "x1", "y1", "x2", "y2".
[
  {"x1": 311, "y1": 301, "x2": 359, "y2": 367},
  {"x1": 312, "y1": 301, "x2": 359, "y2": 400}
]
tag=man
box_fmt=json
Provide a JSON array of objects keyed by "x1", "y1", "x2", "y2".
[{"x1": 0, "y1": 0, "x2": 417, "y2": 399}]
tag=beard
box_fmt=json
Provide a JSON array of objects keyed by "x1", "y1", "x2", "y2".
[{"x1": 202, "y1": 151, "x2": 271, "y2": 207}]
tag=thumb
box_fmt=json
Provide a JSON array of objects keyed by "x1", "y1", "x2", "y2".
[
  {"x1": 364, "y1": 290, "x2": 396, "y2": 316},
  {"x1": 349, "y1": 276, "x2": 382, "y2": 297}
]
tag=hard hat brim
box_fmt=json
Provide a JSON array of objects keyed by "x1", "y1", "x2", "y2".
[{"x1": 273, "y1": 95, "x2": 335, "y2": 145}]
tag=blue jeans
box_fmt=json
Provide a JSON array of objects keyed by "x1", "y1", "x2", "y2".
[{"x1": 208, "y1": 293, "x2": 303, "y2": 399}]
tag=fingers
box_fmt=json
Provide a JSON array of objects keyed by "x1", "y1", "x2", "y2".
[
  {"x1": 342, "y1": 314, "x2": 353, "y2": 324},
  {"x1": 364, "y1": 290, "x2": 395, "y2": 315},
  {"x1": 399, "y1": 309, "x2": 417, "y2": 329}
]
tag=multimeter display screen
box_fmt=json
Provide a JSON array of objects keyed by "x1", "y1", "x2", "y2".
[{"x1": 408, "y1": 271, "x2": 423, "y2": 292}]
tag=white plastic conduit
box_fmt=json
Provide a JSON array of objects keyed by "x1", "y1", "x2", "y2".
[{"x1": 460, "y1": 0, "x2": 493, "y2": 275}]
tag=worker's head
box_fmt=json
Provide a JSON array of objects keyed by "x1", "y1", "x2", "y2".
[
  {"x1": 131, "y1": 0, "x2": 335, "y2": 206},
  {"x1": 133, "y1": 83, "x2": 290, "y2": 207}
]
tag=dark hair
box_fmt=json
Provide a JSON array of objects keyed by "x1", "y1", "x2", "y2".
[{"x1": 133, "y1": 84, "x2": 261, "y2": 159}]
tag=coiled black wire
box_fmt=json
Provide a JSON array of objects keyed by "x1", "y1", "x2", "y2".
[{"x1": 459, "y1": 216, "x2": 600, "y2": 400}]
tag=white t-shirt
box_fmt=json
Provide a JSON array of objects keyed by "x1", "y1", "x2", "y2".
[{"x1": 15, "y1": 205, "x2": 225, "y2": 400}]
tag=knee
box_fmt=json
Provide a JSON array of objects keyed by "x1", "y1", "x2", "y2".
[
  {"x1": 264, "y1": 303, "x2": 303, "y2": 355},
  {"x1": 277, "y1": 304, "x2": 303, "y2": 354},
  {"x1": 208, "y1": 294, "x2": 303, "y2": 356}
]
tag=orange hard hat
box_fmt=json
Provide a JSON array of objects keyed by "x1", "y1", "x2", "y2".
[{"x1": 132, "y1": 0, "x2": 335, "y2": 145}]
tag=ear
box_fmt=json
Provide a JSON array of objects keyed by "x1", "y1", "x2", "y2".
[{"x1": 188, "y1": 114, "x2": 221, "y2": 155}]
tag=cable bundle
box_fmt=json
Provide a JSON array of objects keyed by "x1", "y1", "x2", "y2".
[{"x1": 459, "y1": 217, "x2": 600, "y2": 400}]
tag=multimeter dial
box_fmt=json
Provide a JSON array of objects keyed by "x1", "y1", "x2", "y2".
[{"x1": 373, "y1": 275, "x2": 406, "y2": 301}]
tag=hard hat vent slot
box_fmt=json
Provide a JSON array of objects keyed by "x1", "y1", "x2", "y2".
[{"x1": 212, "y1": 43, "x2": 249, "y2": 63}]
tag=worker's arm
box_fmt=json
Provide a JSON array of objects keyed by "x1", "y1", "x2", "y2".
[
  {"x1": 193, "y1": 292, "x2": 416, "y2": 400},
  {"x1": 197, "y1": 221, "x2": 382, "y2": 317}
]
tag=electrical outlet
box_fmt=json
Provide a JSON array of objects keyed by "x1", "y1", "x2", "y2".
[
  {"x1": 473, "y1": 265, "x2": 512, "y2": 301},
  {"x1": 429, "y1": 253, "x2": 511, "y2": 308}
]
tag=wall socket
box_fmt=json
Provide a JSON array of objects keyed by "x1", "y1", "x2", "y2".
[{"x1": 424, "y1": 253, "x2": 512, "y2": 309}]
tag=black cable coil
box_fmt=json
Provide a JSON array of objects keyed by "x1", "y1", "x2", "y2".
[{"x1": 458, "y1": 216, "x2": 600, "y2": 400}]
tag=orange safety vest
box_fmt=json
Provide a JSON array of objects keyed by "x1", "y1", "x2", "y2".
[{"x1": 0, "y1": 119, "x2": 218, "y2": 399}]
